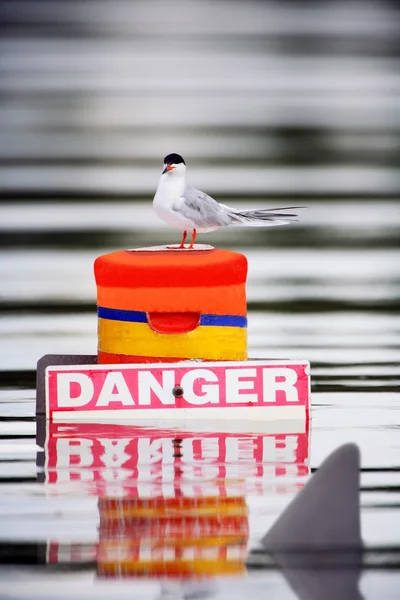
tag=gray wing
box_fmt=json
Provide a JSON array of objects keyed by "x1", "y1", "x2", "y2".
[{"x1": 173, "y1": 185, "x2": 232, "y2": 228}]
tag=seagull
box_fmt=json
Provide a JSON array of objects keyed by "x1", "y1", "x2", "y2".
[{"x1": 153, "y1": 153, "x2": 303, "y2": 249}]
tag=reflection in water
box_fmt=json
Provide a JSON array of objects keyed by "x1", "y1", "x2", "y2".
[
  {"x1": 37, "y1": 422, "x2": 309, "y2": 496},
  {"x1": 156, "y1": 580, "x2": 219, "y2": 600},
  {"x1": 97, "y1": 495, "x2": 248, "y2": 580},
  {"x1": 35, "y1": 420, "x2": 309, "y2": 571}
]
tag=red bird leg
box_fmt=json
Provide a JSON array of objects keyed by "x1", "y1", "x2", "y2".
[
  {"x1": 178, "y1": 230, "x2": 187, "y2": 249},
  {"x1": 189, "y1": 228, "x2": 197, "y2": 249}
]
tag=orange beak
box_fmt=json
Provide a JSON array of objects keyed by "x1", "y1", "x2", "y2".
[{"x1": 162, "y1": 164, "x2": 175, "y2": 174}]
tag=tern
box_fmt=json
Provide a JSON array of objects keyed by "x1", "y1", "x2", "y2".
[{"x1": 153, "y1": 153, "x2": 303, "y2": 249}]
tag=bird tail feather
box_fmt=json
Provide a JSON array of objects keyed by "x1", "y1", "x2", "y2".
[{"x1": 228, "y1": 206, "x2": 305, "y2": 226}]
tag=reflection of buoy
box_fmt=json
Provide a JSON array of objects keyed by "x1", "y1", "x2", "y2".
[
  {"x1": 94, "y1": 248, "x2": 248, "y2": 364},
  {"x1": 99, "y1": 495, "x2": 248, "y2": 518},
  {"x1": 97, "y1": 495, "x2": 248, "y2": 579}
]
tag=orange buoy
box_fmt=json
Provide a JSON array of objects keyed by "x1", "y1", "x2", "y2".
[{"x1": 94, "y1": 246, "x2": 248, "y2": 364}]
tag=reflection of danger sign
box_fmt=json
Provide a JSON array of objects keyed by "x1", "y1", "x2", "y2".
[
  {"x1": 39, "y1": 422, "x2": 309, "y2": 497},
  {"x1": 45, "y1": 360, "x2": 310, "y2": 420}
]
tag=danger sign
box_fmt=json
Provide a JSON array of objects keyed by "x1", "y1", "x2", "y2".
[{"x1": 43, "y1": 359, "x2": 310, "y2": 421}]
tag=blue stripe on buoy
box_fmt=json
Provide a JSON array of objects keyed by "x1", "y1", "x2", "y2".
[
  {"x1": 97, "y1": 307, "x2": 147, "y2": 323},
  {"x1": 97, "y1": 306, "x2": 247, "y2": 328},
  {"x1": 200, "y1": 314, "x2": 247, "y2": 328}
]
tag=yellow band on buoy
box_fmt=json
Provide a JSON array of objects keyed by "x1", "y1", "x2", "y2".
[{"x1": 98, "y1": 318, "x2": 247, "y2": 361}]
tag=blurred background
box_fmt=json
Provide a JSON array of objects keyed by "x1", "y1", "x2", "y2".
[{"x1": 0, "y1": 0, "x2": 399, "y2": 201}]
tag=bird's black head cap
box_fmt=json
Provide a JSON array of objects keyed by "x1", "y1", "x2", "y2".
[{"x1": 164, "y1": 153, "x2": 185, "y2": 165}]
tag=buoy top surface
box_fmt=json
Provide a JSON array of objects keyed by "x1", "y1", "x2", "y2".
[{"x1": 94, "y1": 248, "x2": 248, "y2": 288}]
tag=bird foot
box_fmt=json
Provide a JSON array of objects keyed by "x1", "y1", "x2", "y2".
[{"x1": 164, "y1": 243, "x2": 214, "y2": 251}]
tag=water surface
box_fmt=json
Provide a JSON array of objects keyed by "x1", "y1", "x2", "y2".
[{"x1": 0, "y1": 198, "x2": 399, "y2": 598}]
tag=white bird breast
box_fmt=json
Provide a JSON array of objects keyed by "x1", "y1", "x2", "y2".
[
  {"x1": 153, "y1": 194, "x2": 194, "y2": 231},
  {"x1": 153, "y1": 173, "x2": 219, "y2": 232}
]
